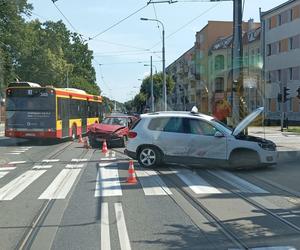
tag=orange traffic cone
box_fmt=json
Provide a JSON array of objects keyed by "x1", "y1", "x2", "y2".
[
  {"x1": 78, "y1": 134, "x2": 83, "y2": 143},
  {"x1": 127, "y1": 160, "x2": 137, "y2": 184},
  {"x1": 102, "y1": 140, "x2": 108, "y2": 154}
]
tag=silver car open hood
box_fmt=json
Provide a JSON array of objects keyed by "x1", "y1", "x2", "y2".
[{"x1": 232, "y1": 107, "x2": 264, "y2": 136}]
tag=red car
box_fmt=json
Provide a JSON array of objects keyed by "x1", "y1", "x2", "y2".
[{"x1": 87, "y1": 115, "x2": 137, "y2": 148}]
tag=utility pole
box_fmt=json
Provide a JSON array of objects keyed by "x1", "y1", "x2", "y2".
[
  {"x1": 150, "y1": 56, "x2": 155, "y2": 112},
  {"x1": 231, "y1": 0, "x2": 243, "y2": 126}
]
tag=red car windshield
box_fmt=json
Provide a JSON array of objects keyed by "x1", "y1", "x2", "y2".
[{"x1": 102, "y1": 117, "x2": 128, "y2": 126}]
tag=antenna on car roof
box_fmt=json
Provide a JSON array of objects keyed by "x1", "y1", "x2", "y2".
[{"x1": 191, "y1": 106, "x2": 198, "y2": 114}]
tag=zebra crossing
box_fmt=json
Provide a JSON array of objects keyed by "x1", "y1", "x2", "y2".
[
  {"x1": 5, "y1": 146, "x2": 32, "y2": 155},
  {"x1": 0, "y1": 157, "x2": 269, "y2": 202}
]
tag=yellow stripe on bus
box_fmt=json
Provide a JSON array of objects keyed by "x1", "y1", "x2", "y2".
[
  {"x1": 69, "y1": 119, "x2": 82, "y2": 128},
  {"x1": 57, "y1": 120, "x2": 62, "y2": 130}
]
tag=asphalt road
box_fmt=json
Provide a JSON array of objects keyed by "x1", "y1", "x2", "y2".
[{"x1": 0, "y1": 138, "x2": 300, "y2": 250}]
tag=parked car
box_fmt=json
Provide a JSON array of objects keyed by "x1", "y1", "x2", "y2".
[
  {"x1": 88, "y1": 115, "x2": 137, "y2": 148},
  {"x1": 125, "y1": 107, "x2": 277, "y2": 169}
]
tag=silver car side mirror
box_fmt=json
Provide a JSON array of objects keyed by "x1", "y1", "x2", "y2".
[{"x1": 214, "y1": 131, "x2": 224, "y2": 138}]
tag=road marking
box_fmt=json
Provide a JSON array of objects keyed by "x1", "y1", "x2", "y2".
[
  {"x1": 20, "y1": 147, "x2": 32, "y2": 149},
  {"x1": 175, "y1": 169, "x2": 222, "y2": 194},
  {"x1": 0, "y1": 170, "x2": 46, "y2": 200},
  {"x1": 39, "y1": 169, "x2": 81, "y2": 199},
  {"x1": 0, "y1": 172, "x2": 9, "y2": 179},
  {"x1": 33, "y1": 165, "x2": 53, "y2": 169},
  {"x1": 10, "y1": 150, "x2": 26, "y2": 153},
  {"x1": 42, "y1": 159, "x2": 60, "y2": 163},
  {"x1": 0, "y1": 167, "x2": 16, "y2": 171},
  {"x1": 111, "y1": 151, "x2": 116, "y2": 157},
  {"x1": 6, "y1": 153, "x2": 21, "y2": 155},
  {"x1": 208, "y1": 170, "x2": 269, "y2": 194},
  {"x1": 95, "y1": 163, "x2": 122, "y2": 197},
  {"x1": 115, "y1": 203, "x2": 131, "y2": 250},
  {"x1": 101, "y1": 202, "x2": 111, "y2": 250},
  {"x1": 71, "y1": 159, "x2": 88, "y2": 162},
  {"x1": 65, "y1": 164, "x2": 84, "y2": 169},
  {"x1": 136, "y1": 170, "x2": 172, "y2": 196},
  {"x1": 100, "y1": 158, "x2": 117, "y2": 161},
  {"x1": 8, "y1": 161, "x2": 26, "y2": 165}
]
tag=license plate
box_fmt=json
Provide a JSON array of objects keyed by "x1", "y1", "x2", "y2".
[{"x1": 25, "y1": 133, "x2": 36, "y2": 136}]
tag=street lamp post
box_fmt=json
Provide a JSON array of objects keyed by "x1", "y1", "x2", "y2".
[
  {"x1": 141, "y1": 17, "x2": 167, "y2": 111},
  {"x1": 144, "y1": 58, "x2": 158, "y2": 112}
]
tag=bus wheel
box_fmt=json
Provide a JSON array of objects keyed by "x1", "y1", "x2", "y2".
[{"x1": 71, "y1": 126, "x2": 77, "y2": 140}]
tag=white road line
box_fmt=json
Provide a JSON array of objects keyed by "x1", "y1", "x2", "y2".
[
  {"x1": 33, "y1": 165, "x2": 53, "y2": 169},
  {"x1": 0, "y1": 170, "x2": 46, "y2": 200},
  {"x1": 42, "y1": 159, "x2": 60, "y2": 163},
  {"x1": 114, "y1": 203, "x2": 131, "y2": 250},
  {"x1": 0, "y1": 172, "x2": 9, "y2": 179},
  {"x1": 20, "y1": 147, "x2": 32, "y2": 149},
  {"x1": 101, "y1": 202, "x2": 111, "y2": 250},
  {"x1": 10, "y1": 151, "x2": 26, "y2": 153},
  {"x1": 71, "y1": 159, "x2": 88, "y2": 162},
  {"x1": 65, "y1": 164, "x2": 84, "y2": 169},
  {"x1": 8, "y1": 161, "x2": 26, "y2": 165},
  {"x1": 208, "y1": 170, "x2": 269, "y2": 194},
  {"x1": 95, "y1": 163, "x2": 122, "y2": 197},
  {"x1": 0, "y1": 167, "x2": 16, "y2": 171},
  {"x1": 136, "y1": 170, "x2": 172, "y2": 196},
  {"x1": 6, "y1": 153, "x2": 21, "y2": 155},
  {"x1": 100, "y1": 158, "x2": 117, "y2": 161},
  {"x1": 39, "y1": 169, "x2": 81, "y2": 199},
  {"x1": 175, "y1": 169, "x2": 222, "y2": 194}
]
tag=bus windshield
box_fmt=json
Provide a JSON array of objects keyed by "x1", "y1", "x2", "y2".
[{"x1": 6, "y1": 88, "x2": 55, "y2": 111}]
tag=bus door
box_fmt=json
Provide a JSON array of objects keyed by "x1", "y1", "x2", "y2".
[
  {"x1": 58, "y1": 97, "x2": 70, "y2": 138},
  {"x1": 81, "y1": 101, "x2": 87, "y2": 134}
]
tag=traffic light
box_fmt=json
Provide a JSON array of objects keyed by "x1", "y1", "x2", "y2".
[
  {"x1": 283, "y1": 87, "x2": 290, "y2": 102},
  {"x1": 297, "y1": 87, "x2": 300, "y2": 99}
]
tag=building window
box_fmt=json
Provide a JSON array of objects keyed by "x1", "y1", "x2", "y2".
[
  {"x1": 267, "y1": 44, "x2": 271, "y2": 56},
  {"x1": 287, "y1": 99, "x2": 293, "y2": 112},
  {"x1": 290, "y1": 67, "x2": 300, "y2": 80},
  {"x1": 277, "y1": 14, "x2": 282, "y2": 25},
  {"x1": 215, "y1": 77, "x2": 224, "y2": 93},
  {"x1": 268, "y1": 98, "x2": 272, "y2": 111},
  {"x1": 268, "y1": 18, "x2": 272, "y2": 29},
  {"x1": 278, "y1": 70, "x2": 281, "y2": 82},
  {"x1": 215, "y1": 55, "x2": 225, "y2": 71}
]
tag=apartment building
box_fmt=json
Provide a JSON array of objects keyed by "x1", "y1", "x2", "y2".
[
  {"x1": 167, "y1": 47, "x2": 196, "y2": 111},
  {"x1": 261, "y1": 0, "x2": 300, "y2": 124}
]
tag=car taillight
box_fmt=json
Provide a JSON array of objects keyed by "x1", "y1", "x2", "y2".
[{"x1": 128, "y1": 131, "x2": 137, "y2": 139}]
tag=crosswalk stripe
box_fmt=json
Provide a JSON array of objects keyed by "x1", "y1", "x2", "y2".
[
  {"x1": 65, "y1": 164, "x2": 84, "y2": 169},
  {"x1": 0, "y1": 167, "x2": 16, "y2": 171},
  {"x1": 115, "y1": 203, "x2": 131, "y2": 250},
  {"x1": 8, "y1": 161, "x2": 26, "y2": 165},
  {"x1": 42, "y1": 159, "x2": 60, "y2": 163},
  {"x1": 101, "y1": 202, "x2": 111, "y2": 250},
  {"x1": 33, "y1": 165, "x2": 53, "y2": 169},
  {"x1": 0, "y1": 172, "x2": 9, "y2": 179},
  {"x1": 39, "y1": 169, "x2": 81, "y2": 199},
  {"x1": 95, "y1": 163, "x2": 122, "y2": 197},
  {"x1": 175, "y1": 169, "x2": 222, "y2": 194},
  {"x1": 100, "y1": 158, "x2": 116, "y2": 161},
  {"x1": 136, "y1": 170, "x2": 172, "y2": 196},
  {"x1": 0, "y1": 170, "x2": 46, "y2": 200},
  {"x1": 71, "y1": 159, "x2": 88, "y2": 162},
  {"x1": 207, "y1": 170, "x2": 269, "y2": 194}
]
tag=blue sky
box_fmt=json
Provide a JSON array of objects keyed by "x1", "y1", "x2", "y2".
[{"x1": 28, "y1": 0, "x2": 287, "y2": 103}]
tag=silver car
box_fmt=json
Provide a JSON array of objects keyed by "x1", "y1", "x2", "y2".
[{"x1": 125, "y1": 107, "x2": 277, "y2": 169}]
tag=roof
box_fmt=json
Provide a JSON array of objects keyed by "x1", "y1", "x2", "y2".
[
  {"x1": 140, "y1": 111, "x2": 214, "y2": 121},
  {"x1": 261, "y1": 0, "x2": 298, "y2": 17}
]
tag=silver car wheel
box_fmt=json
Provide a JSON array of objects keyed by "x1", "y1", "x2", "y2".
[{"x1": 140, "y1": 148, "x2": 156, "y2": 167}]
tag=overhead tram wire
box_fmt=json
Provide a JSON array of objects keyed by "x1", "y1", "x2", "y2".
[
  {"x1": 152, "y1": 3, "x2": 163, "y2": 41},
  {"x1": 147, "y1": 2, "x2": 221, "y2": 50},
  {"x1": 88, "y1": 4, "x2": 149, "y2": 41},
  {"x1": 51, "y1": 0, "x2": 80, "y2": 34}
]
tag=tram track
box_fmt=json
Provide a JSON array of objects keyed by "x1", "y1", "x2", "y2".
[{"x1": 15, "y1": 143, "x2": 94, "y2": 250}]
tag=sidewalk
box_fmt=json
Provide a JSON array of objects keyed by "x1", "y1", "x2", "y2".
[{"x1": 249, "y1": 126, "x2": 300, "y2": 162}]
